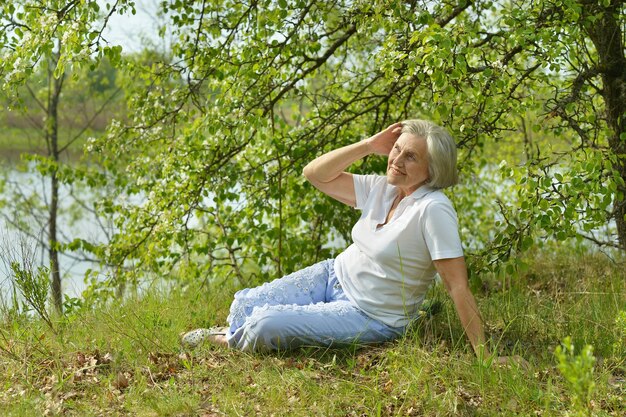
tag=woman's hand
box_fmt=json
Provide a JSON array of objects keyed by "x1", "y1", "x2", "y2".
[{"x1": 364, "y1": 122, "x2": 404, "y2": 156}]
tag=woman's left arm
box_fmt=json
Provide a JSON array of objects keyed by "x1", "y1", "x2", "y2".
[{"x1": 433, "y1": 256, "x2": 488, "y2": 357}]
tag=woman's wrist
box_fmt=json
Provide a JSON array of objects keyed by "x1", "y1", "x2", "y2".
[{"x1": 359, "y1": 136, "x2": 378, "y2": 155}]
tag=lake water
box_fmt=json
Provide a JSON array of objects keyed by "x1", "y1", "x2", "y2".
[{"x1": 1, "y1": 167, "x2": 107, "y2": 302}]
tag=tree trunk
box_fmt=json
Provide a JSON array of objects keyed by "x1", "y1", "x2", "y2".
[
  {"x1": 583, "y1": 0, "x2": 626, "y2": 250},
  {"x1": 48, "y1": 51, "x2": 64, "y2": 313}
]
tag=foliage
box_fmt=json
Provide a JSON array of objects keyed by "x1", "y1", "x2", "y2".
[
  {"x1": 0, "y1": 1, "x2": 126, "y2": 310},
  {"x1": 555, "y1": 336, "x2": 597, "y2": 416},
  {"x1": 0, "y1": 235, "x2": 55, "y2": 331},
  {"x1": 1, "y1": 1, "x2": 625, "y2": 292},
  {"x1": 10, "y1": 262, "x2": 55, "y2": 331},
  {"x1": 97, "y1": 0, "x2": 626, "y2": 285}
]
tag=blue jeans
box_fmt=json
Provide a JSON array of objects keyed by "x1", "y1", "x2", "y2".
[{"x1": 226, "y1": 259, "x2": 404, "y2": 352}]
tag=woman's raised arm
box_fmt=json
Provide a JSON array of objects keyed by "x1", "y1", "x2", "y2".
[{"x1": 303, "y1": 123, "x2": 403, "y2": 206}]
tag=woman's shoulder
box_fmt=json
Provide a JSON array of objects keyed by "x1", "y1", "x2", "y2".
[
  {"x1": 353, "y1": 173, "x2": 389, "y2": 191},
  {"x1": 354, "y1": 173, "x2": 387, "y2": 183},
  {"x1": 422, "y1": 189, "x2": 457, "y2": 211}
]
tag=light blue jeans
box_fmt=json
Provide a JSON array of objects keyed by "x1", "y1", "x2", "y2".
[{"x1": 226, "y1": 259, "x2": 405, "y2": 352}]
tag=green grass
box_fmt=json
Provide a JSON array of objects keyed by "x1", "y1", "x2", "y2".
[{"x1": 0, "y1": 247, "x2": 624, "y2": 416}]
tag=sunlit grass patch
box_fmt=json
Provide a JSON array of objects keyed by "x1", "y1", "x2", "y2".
[{"x1": 0, "y1": 247, "x2": 624, "y2": 416}]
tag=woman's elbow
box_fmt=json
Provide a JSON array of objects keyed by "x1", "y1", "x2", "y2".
[
  {"x1": 302, "y1": 165, "x2": 313, "y2": 182},
  {"x1": 302, "y1": 163, "x2": 321, "y2": 183}
]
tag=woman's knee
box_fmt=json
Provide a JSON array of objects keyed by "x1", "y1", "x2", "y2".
[
  {"x1": 240, "y1": 307, "x2": 295, "y2": 351},
  {"x1": 228, "y1": 289, "x2": 256, "y2": 322},
  {"x1": 250, "y1": 306, "x2": 287, "y2": 335},
  {"x1": 228, "y1": 292, "x2": 247, "y2": 314}
]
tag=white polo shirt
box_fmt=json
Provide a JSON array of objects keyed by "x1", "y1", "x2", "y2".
[{"x1": 334, "y1": 174, "x2": 464, "y2": 327}]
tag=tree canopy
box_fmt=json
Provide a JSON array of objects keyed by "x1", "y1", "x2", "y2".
[{"x1": 1, "y1": 0, "x2": 624, "y2": 291}]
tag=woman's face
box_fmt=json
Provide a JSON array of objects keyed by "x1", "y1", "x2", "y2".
[{"x1": 386, "y1": 133, "x2": 430, "y2": 195}]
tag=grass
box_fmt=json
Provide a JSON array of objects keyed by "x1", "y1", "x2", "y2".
[{"x1": 0, "y1": 247, "x2": 624, "y2": 416}]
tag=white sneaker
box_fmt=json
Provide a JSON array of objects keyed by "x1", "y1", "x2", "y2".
[{"x1": 180, "y1": 326, "x2": 228, "y2": 348}]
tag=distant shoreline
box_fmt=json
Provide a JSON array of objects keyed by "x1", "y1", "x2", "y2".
[{"x1": 0, "y1": 148, "x2": 87, "y2": 165}]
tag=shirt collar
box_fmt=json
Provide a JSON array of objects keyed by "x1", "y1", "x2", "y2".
[{"x1": 407, "y1": 185, "x2": 436, "y2": 200}]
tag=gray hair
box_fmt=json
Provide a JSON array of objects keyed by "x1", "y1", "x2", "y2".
[{"x1": 401, "y1": 119, "x2": 458, "y2": 189}]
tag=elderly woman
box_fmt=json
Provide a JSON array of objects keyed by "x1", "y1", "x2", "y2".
[{"x1": 182, "y1": 120, "x2": 488, "y2": 356}]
